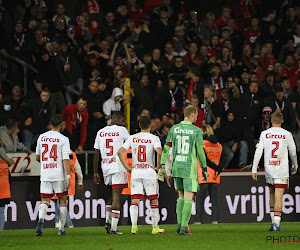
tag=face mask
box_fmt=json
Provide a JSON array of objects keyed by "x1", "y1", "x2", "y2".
[{"x1": 4, "y1": 104, "x2": 11, "y2": 111}]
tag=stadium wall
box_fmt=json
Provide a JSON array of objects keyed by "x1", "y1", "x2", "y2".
[{"x1": 4, "y1": 176, "x2": 300, "y2": 229}]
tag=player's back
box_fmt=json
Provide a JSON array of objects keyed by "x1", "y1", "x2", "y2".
[
  {"x1": 95, "y1": 125, "x2": 130, "y2": 176},
  {"x1": 129, "y1": 132, "x2": 161, "y2": 180},
  {"x1": 259, "y1": 127, "x2": 295, "y2": 178},
  {"x1": 36, "y1": 131, "x2": 71, "y2": 181},
  {"x1": 167, "y1": 121, "x2": 203, "y2": 180}
]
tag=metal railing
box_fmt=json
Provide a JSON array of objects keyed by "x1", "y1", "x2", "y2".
[{"x1": 0, "y1": 51, "x2": 38, "y2": 96}]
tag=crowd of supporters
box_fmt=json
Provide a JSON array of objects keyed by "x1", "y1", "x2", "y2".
[{"x1": 0, "y1": 0, "x2": 300, "y2": 169}]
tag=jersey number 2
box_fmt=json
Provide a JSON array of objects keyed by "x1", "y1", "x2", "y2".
[
  {"x1": 42, "y1": 144, "x2": 58, "y2": 161},
  {"x1": 271, "y1": 141, "x2": 279, "y2": 158}
]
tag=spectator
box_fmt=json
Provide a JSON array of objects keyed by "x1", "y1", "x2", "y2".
[
  {"x1": 280, "y1": 6, "x2": 299, "y2": 38},
  {"x1": 22, "y1": 87, "x2": 53, "y2": 149},
  {"x1": 133, "y1": 75, "x2": 154, "y2": 113},
  {"x1": 190, "y1": 94, "x2": 205, "y2": 128},
  {"x1": 220, "y1": 87, "x2": 240, "y2": 121},
  {"x1": 0, "y1": 118, "x2": 32, "y2": 166},
  {"x1": 15, "y1": 0, "x2": 42, "y2": 25},
  {"x1": 183, "y1": 42, "x2": 202, "y2": 68},
  {"x1": 264, "y1": 85, "x2": 296, "y2": 132},
  {"x1": 35, "y1": 50, "x2": 66, "y2": 113},
  {"x1": 3, "y1": 84, "x2": 24, "y2": 112},
  {"x1": 154, "y1": 79, "x2": 170, "y2": 117},
  {"x1": 102, "y1": 87, "x2": 123, "y2": 125},
  {"x1": 198, "y1": 12, "x2": 218, "y2": 46},
  {"x1": 56, "y1": 36, "x2": 83, "y2": 105},
  {"x1": 260, "y1": 71, "x2": 276, "y2": 99},
  {"x1": 280, "y1": 77, "x2": 292, "y2": 99},
  {"x1": 168, "y1": 75, "x2": 183, "y2": 115},
  {"x1": 52, "y1": 4, "x2": 71, "y2": 26},
  {"x1": 83, "y1": 80, "x2": 106, "y2": 149},
  {"x1": 201, "y1": 85, "x2": 221, "y2": 132},
  {"x1": 219, "y1": 111, "x2": 248, "y2": 168},
  {"x1": 254, "y1": 106, "x2": 272, "y2": 140},
  {"x1": 81, "y1": 0, "x2": 103, "y2": 22},
  {"x1": 168, "y1": 56, "x2": 188, "y2": 83},
  {"x1": 186, "y1": 67, "x2": 205, "y2": 103},
  {"x1": 61, "y1": 95, "x2": 89, "y2": 153},
  {"x1": 215, "y1": 6, "x2": 231, "y2": 33},
  {"x1": 207, "y1": 64, "x2": 225, "y2": 105}
]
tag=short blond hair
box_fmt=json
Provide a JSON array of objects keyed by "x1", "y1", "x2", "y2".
[
  {"x1": 189, "y1": 94, "x2": 198, "y2": 101},
  {"x1": 204, "y1": 84, "x2": 215, "y2": 93},
  {"x1": 271, "y1": 110, "x2": 283, "y2": 124},
  {"x1": 184, "y1": 105, "x2": 197, "y2": 118},
  {"x1": 202, "y1": 124, "x2": 214, "y2": 136}
]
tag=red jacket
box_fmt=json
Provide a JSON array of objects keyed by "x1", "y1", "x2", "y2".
[{"x1": 61, "y1": 104, "x2": 89, "y2": 146}]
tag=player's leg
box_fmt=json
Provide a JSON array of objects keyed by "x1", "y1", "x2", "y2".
[
  {"x1": 58, "y1": 195, "x2": 69, "y2": 235},
  {"x1": 55, "y1": 180, "x2": 69, "y2": 235},
  {"x1": 179, "y1": 178, "x2": 198, "y2": 235},
  {"x1": 36, "y1": 181, "x2": 52, "y2": 236},
  {"x1": 130, "y1": 178, "x2": 143, "y2": 234},
  {"x1": 105, "y1": 182, "x2": 113, "y2": 232},
  {"x1": 110, "y1": 172, "x2": 128, "y2": 234},
  {"x1": 174, "y1": 177, "x2": 184, "y2": 232},
  {"x1": 144, "y1": 179, "x2": 164, "y2": 234},
  {"x1": 268, "y1": 185, "x2": 275, "y2": 230},
  {"x1": 273, "y1": 187, "x2": 285, "y2": 231},
  {"x1": 111, "y1": 188, "x2": 123, "y2": 233}
]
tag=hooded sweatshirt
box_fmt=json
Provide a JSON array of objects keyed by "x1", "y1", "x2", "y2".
[{"x1": 102, "y1": 87, "x2": 123, "y2": 125}]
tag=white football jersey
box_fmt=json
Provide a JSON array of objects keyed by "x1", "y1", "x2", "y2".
[
  {"x1": 94, "y1": 125, "x2": 130, "y2": 176},
  {"x1": 256, "y1": 127, "x2": 296, "y2": 178},
  {"x1": 122, "y1": 132, "x2": 162, "y2": 179},
  {"x1": 36, "y1": 131, "x2": 71, "y2": 181}
]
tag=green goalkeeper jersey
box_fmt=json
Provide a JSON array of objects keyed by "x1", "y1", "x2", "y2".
[{"x1": 161, "y1": 121, "x2": 206, "y2": 181}]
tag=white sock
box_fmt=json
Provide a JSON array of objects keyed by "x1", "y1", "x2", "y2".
[
  {"x1": 105, "y1": 205, "x2": 112, "y2": 224},
  {"x1": 270, "y1": 207, "x2": 274, "y2": 224},
  {"x1": 130, "y1": 203, "x2": 139, "y2": 226},
  {"x1": 274, "y1": 211, "x2": 281, "y2": 226},
  {"x1": 111, "y1": 210, "x2": 120, "y2": 231},
  {"x1": 59, "y1": 204, "x2": 68, "y2": 231},
  {"x1": 39, "y1": 201, "x2": 49, "y2": 220},
  {"x1": 151, "y1": 203, "x2": 159, "y2": 228}
]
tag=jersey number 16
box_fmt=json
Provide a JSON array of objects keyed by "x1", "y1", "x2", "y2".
[{"x1": 176, "y1": 135, "x2": 189, "y2": 154}]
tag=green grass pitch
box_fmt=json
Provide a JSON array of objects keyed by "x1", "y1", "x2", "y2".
[{"x1": 1, "y1": 223, "x2": 300, "y2": 249}]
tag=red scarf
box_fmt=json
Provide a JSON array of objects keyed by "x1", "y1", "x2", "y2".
[
  {"x1": 186, "y1": 77, "x2": 199, "y2": 100},
  {"x1": 14, "y1": 34, "x2": 25, "y2": 47},
  {"x1": 88, "y1": 0, "x2": 99, "y2": 14}
]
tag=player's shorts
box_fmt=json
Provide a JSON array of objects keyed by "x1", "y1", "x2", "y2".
[
  {"x1": 266, "y1": 177, "x2": 289, "y2": 189},
  {"x1": 131, "y1": 178, "x2": 159, "y2": 200},
  {"x1": 104, "y1": 172, "x2": 128, "y2": 189},
  {"x1": 40, "y1": 181, "x2": 68, "y2": 198},
  {"x1": 174, "y1": 177, "x2": 198, "y2": 193}
]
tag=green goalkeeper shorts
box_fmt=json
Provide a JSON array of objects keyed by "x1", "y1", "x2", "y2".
[{"x1": 174, "y1": 177, "x2": 198, "y2": 193}]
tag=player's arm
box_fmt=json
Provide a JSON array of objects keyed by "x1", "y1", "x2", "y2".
[
  {"x1": 252, "y1": 134, "x2": 264, "y2": 181},
  {"x1": 160, "y1": 128, "x2": 173, "y2": 167},
  {"x1": 93, "y1": 149, "x2": 101, "y2": 184},
  {"x1": 74, "y1": 158, "x2": 83, "y2": 190},
  {"x1": 195, "y1": 130, "x2": 208, "y2": 181},
  {"x1": 62, "y1": 138, "x2": 71, "y2": 189},
  {"x1": 287, "y1": 132, "x2": 298, "y2": 174},
  {"x1": 154, "y1": 146, "x2": 162, "y2": 171},
  {"x1": 35, "y1": 136, "x2": 41, "y2": 162},
  {"x1": 118, "y1": 137, "x2": 132, "y2": 172}
]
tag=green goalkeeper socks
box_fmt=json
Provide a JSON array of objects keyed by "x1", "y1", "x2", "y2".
[
  {"x1": 181, "y1": 200, "x2": 193, "y2": 230},
  {"x1": 176, "y1": 197, "x2": 184, "y2": 225}
]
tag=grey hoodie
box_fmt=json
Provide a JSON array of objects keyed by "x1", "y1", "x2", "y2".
[{"x1": 102, "y1": 87, "x2": 123, "y2": 125}]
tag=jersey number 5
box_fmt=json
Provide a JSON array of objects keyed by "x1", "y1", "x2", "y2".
[
  {"x1": 271, "y1": 141, "x2": 279, "y2": 158},
  {"x1": 42, "y1": 144, "x2": 58, "y2": 161},
  {"x1": 106, "y1": 139, "x2": 113, "y2": 156},
  {"x1": 176, "y1": 135, "x2": 189, "y2": 154}
]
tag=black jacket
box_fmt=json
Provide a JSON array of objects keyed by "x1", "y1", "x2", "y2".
[
  {"x1": 219, "y1": 119, "x2": 242, "y2": 144},
  {"x1": 264, "y1": 96, "x2": 296, "y2": 132},
  {"x1": 22, "y1": 97, "x2": 52, "y2": 134},
  {"x1": 239, "y1": 92, "x2": 264, "y2": 125}
]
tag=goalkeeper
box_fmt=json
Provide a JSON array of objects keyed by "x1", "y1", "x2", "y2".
[{"x1": 160, "y1": 105, "x2": 208, "y2": 235}]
